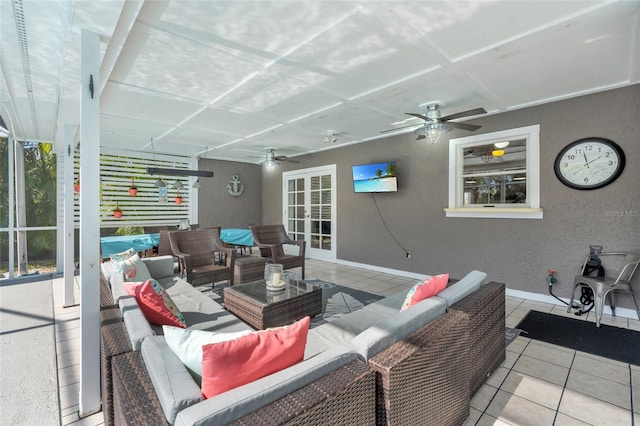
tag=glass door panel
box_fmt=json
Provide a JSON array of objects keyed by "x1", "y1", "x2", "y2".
[{"x1": 283, "y1": 165, "x2": 336, "y2": 261}]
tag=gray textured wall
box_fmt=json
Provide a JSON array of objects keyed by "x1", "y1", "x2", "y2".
[
  {"x1": 197, "y1": 158, "x2": 262, "y2": 229},
  {"x1": 262, "y1": 85, "x2": 640, "y2": 303}
]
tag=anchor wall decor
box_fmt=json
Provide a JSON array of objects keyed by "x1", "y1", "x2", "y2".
[{"x1": 227, "y1": 175, "x2": 244, "y2": 197}]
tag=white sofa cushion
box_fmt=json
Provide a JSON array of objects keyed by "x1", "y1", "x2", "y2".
[
  {"x1": 352, "y1": 296, "x2": 446, "y2": 361},
  {"x1": 174, "y1": 345, "x2": 358, "y2": 426},
  {"x1": 141, "y1": 336, "x2": 203, "y2": 424},
  {"x1": 436, "y1": 270, "x2": 487, "y2": 307}
]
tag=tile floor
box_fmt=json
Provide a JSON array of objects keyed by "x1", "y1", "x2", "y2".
[{"x1": 50, "y1": 258, "x2": 640, "y2": 425}]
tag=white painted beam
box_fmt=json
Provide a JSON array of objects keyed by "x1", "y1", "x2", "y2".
[
  {"x1": 7, "y1": 136, "x2": 15, "y2": 280},
  {"x1": 63, "y1": 124, "x2": 76, "y2": 307},
  {"x1": 78, "y1": 29, "x2": 101, "y2": 417},
  {"x1": 14, "y1": 142, "x2": 27, "y2": 275}
]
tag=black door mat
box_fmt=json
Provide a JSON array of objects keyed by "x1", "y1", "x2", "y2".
[{"x1": 516, "y1": 310, "x2": 640, "y2": 366}]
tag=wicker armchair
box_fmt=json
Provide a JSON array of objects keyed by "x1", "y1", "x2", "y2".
[
  {"x1": 250, "y1": 224, "x2": 305, "y2": 278},
  {"x1": 168, "y1": 228, "x2": 236, "y2": 287},
  {"x1": 157, "y1": 230, "x2": 173, "y2": 256}
]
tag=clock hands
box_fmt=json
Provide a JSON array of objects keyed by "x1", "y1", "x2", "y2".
[
  {"x1": 586, "y1": 156, "x2": 602, "y2": 165},
  {"x1": 573, "y1": 152, "x2": 604, "y2": 175}
]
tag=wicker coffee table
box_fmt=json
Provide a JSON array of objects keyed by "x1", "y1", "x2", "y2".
[{"x1": 223, "y1": 280, "x2": 322, "y2": 329}]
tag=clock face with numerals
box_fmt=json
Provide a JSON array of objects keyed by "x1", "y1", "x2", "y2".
[{"x1": 554, "y1": 138, "x2": 625, "y2": 190}]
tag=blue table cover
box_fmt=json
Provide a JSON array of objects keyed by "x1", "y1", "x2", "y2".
[
  {"x1": 100, "y1": 233, "x2": 160, "y2": 258},
  {"x1": 220, "y1": 228, "x2": 254, "y2": 246}
]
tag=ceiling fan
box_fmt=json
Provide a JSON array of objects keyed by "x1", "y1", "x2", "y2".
[
  {"x1": 260, "y1": 148, "x2": 299, "y2": 169},
  {"x1": 382, "y1": 103, "x2": 487, "y2": 143},
  {"x1": 323, "y1": 130, "x2": 340, "y2": 143}
]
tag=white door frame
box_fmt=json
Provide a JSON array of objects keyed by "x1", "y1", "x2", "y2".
[{"x1": 282, "y1": 164, "x2": 336, "y2": 261}]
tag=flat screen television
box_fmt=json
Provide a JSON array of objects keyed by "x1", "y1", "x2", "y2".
[{"x1": 352, "y1": 161, "x2": 398, "y2": 193}]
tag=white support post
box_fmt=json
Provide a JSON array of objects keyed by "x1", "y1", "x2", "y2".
[
  {"x1": 79, "y1": 29, "x2": 101, "y2": 417},
  {"x1": 14, "y1": 142, "x2": 27, "y2": 274},
  {"x1": 63, "y1": 124, "x2": 76, "y2": 307},
  {"x1": 7, "y1": 136, "x2": 15, "y2": 280}
]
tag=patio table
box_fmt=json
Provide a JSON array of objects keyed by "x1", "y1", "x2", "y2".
[
  {"x1": 100, "y1": 233, "x2": 160, "y2": 258},
  {"x1": 220, "y1": 228, "x2": 254, "y2": 246},
  {"x1": 223, "y1": 279, "x2": 321, "y2": 329}
]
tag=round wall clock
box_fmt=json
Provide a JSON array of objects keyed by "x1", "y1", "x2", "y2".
[{"x1": 554, "y1": 137, "x2": 625, "y2": 190}]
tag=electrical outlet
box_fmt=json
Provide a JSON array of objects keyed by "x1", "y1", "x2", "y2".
[{"x1": 405, "y1": 252, "x2": 411, "y2": 259}]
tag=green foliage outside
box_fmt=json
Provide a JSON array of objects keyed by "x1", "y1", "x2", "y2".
[{"x1": 0, "y1": 140, "x2": 57, "y2": 262}]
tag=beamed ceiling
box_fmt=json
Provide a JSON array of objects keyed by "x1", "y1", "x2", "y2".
[{"x1": 1, "y1": 0, "x2": 639, "y2": 164}]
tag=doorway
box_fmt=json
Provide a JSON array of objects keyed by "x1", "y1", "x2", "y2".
[{"x1": 282, "y1": 165, "x2": 336, "y2": 261}]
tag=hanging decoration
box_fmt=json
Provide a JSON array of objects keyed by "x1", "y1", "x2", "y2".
[
  {"x1": 175, "y1": 189, "x2": 183, "y2": 204},
  {"x1": 128, "y1": 177, "x2": 138, "y2": 196},
  {"x1": 158, "y1": 186, "x2": 168, "y2": 203},
  {"x1": 113, "y1": 201, "x2": 123, "y2": 218},
  {"x1": 74, "y1": 174, "x2": 80, "y2": 193},
  {"x1": 227, "y1": 174, "x2": 244, "y2": 197}
]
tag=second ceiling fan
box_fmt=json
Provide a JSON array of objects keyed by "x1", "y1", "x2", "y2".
[
  {"x1": 261, "y1": 148, "x2": 300, "y2": 168},
  {"x1": 382, "y1": 103, "x2": 487, "y2": 142}
]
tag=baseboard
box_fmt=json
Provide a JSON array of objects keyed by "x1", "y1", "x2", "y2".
[
  {"x1": 333, "y1": 259, "x2": 427, "y2": 280},
  {"x1": 506, "y1": 288, "x2": 639, "y2": 320}
]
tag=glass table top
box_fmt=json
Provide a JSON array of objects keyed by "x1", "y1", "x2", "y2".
[{"x1": 228, "y1": 279, "x2": 319, "y2": 305}]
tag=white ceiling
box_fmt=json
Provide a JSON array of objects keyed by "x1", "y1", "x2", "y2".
[{"x1": 1, "y1": 0, "x2": 639, "y2": 164}]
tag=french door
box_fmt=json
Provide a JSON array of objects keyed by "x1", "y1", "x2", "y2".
[{"x1": 282, "y1": 165, "x2": 336, "y2": 261}]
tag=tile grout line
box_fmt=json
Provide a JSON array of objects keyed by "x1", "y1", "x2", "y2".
[
  {"x1": 551, "y1": 349, "x2": 577, "y2": 426},
  {"x1": 478, "y1": 338, "x2": 532, "y2": 425},
  {"x1": 51, "y1": 278, "x2": 65, "y2": 426},
  {"x1": 630, "y1": 364, "x2": 635, "y2": 426}
]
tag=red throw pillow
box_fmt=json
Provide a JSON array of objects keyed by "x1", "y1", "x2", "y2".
[
  {"x1": 201, "y1": 316, "x2": 310, "y2": 399},
  {"x1": 400, "y1": 273, "x2": 450, "y2": 311},
  {"x1": 122, "y1": 279, "x2": 186, "y2": 328}
]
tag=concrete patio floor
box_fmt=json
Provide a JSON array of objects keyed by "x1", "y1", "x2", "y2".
[{"x1": 0, "y1": 275, "x2": 104, "y2": 425}]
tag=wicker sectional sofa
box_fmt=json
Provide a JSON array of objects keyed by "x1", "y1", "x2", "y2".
[{"x1": 100, "y1": 255, "x2": 505, "y2": 425}]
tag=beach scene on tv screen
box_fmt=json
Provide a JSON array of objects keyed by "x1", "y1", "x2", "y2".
[{"x1": 352, "y1": 162, "x2": 397, "y2": 192}]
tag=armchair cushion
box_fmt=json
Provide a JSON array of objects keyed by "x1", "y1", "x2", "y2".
[
  {"x1": 250, "y1": 224, "x2": 306, "y2": 278},
  {"x1": 201, "y1": 316, "x2": 310, "y2": 399},
  {"x1": 123, "y1": 279, "x2": 186, "y2": 328}
]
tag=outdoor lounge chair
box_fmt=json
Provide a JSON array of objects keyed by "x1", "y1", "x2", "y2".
[
  {"x1": 168, "y1": 228, "x2": 235, "y2": 287},
  {"x1": 250, "y1": 224, "x2": 305, "y2": 279}
]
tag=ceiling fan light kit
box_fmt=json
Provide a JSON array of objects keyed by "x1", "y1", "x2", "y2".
[
  {"x1": 415, "y1": 122, "x2": 453, "y2": 144},
  {"x1": 324, "y1": 130, "x2": 339, "y2": 143},
  {"x1": 382, "y1": 103, "x2": 487, "y2": 144},
  {"x1": 261, "y1": 148, "x2": 300, "y2": 170},
  {"x1": 263, "y1": 159, "x2": 278, "y2": 171}
]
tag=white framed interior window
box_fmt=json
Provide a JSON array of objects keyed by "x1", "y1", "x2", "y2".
[{"x1": 446, "y1": 124, "x2": 543, "y2": 219}]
